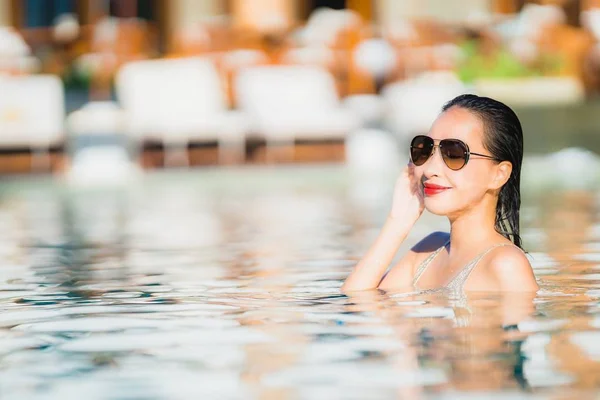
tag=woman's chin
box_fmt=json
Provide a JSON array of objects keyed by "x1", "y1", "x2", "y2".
[{"x1": 424, "y1": 199, "x2": 454, "y2": 216}]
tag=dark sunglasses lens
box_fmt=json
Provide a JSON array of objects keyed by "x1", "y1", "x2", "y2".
[
  {"x1": 440, "y1": 140, "x2": 468, "y2": 170},
  {"x1": 410, "y1": 136, "x2": 433, "y2": 166}
]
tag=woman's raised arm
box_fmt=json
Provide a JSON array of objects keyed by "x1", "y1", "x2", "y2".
[{"x1": 342, "y1": 165, "x2": 424, "y2": 292}]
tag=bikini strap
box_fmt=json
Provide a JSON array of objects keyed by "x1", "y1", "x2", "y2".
[
  {"x1": 412, "y1": 240, "x2": 449, "y2": 286},
  {"x1": 446, "y1": 243, "x2": 515, "y2": 292}
]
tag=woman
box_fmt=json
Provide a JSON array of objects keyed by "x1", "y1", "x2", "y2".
[{"x1": 342, "y1": 94, "x2": 538, "y2": 293}]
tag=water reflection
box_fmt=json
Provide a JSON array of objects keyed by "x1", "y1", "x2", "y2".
[
  {"x1": 0, "y1": 167, "x2": 599, "y2": 398},
  {"x1": 538, "y1": 190, "x2": 597, "y2": 263}
]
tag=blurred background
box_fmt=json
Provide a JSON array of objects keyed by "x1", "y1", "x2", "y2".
[
  {"x1": 1, "y1": 0, "x2": 600, "y2": 176},
  {"x1": 3, "y1": 3, "x2": 600, "y2": 398}
]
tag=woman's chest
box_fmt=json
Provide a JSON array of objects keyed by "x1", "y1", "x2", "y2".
[
  {"x1": 415, "y1": 256, "x2": 497, "y2": 291},
  {"x1": 416, "y1": 259, "x2": 465, "y2": 289}
]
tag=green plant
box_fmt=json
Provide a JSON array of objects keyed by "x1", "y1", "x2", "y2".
[
  {"x1": 62, "y1": 63, "x2": 93, "y2": 90},
  {"x1": 457, "y1": 40, "x2": 562, "y2": 83}
]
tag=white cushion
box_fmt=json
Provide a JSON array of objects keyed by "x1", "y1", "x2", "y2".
[
  {"x1": 255, "y1": 109, "x2": 356, "y2": 140},
  {"x1": 116, "y1": 57, "x2": 234, "y2": 142},
  {"x1": 0, "y1": 75, "x2": 64, "y2": 147},
  {"x1": 236, "y1": 65, "x2": 358, "y2": 140}
]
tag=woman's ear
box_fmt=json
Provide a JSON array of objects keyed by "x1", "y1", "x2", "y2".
[{"x1": 490, "y1": 161, "x2": 512, "y2": 190}]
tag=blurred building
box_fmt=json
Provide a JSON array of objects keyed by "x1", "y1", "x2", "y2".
[
  {"x1": 1, "y1": 0, "x2": 600, "y2": 174},
  {"x1": 0, "y1": 1, "x2": 597, "y2": 42}
]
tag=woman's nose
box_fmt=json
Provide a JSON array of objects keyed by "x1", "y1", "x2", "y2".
[{"x1": 423, "y1": 146, "x2": 444, "y2": 178}]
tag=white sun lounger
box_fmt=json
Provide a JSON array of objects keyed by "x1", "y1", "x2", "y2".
[{"x1": 115, "y1": 56, "x2": 248, "y2": 166}]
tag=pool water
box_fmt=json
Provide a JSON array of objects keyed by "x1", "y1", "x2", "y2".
[{"x1": 1, "y1": 164, "x2": 599, "y2": 399}]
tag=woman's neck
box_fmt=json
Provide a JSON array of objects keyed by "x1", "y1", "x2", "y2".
[{"x1": 447, "y1": 199, "x2": 500, "y2": 254}]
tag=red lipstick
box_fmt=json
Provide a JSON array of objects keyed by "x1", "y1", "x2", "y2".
[{"x1": 423, "y1": 182, "x2": 451, "y2": 196}]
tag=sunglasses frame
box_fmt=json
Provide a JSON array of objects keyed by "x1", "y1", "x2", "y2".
[{"x1": 409, "y1": 135, "x2": 501, "y2": 171}]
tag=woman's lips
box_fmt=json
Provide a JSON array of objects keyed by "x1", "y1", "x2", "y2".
[{"x1": 423, "y1": 182, "x2": 451, "y2": 196}]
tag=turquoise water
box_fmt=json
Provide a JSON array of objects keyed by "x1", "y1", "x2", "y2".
[{"x1": 0, "y1": 165, "x2": 599, "y2": 399}]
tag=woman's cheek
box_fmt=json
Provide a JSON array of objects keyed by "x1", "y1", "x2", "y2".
[
  {"x1": 457, "y1": 177, "x2": 489, "y2": 207},
  {"x1": 444, "y1": 176, "x2": 484, "y2": 212}
]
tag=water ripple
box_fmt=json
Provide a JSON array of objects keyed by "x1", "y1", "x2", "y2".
[{"x1": 0, "y1": 167, "x2": 598, "y2": 398}]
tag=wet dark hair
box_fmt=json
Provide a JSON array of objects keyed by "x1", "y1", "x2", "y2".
[{"x1": 442, "y1": 94, "x2": 523, "y2": 249}]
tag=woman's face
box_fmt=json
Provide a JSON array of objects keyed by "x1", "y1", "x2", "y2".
[{"x1": 412, "y1": 107, "x2": 502, "y2": 217}]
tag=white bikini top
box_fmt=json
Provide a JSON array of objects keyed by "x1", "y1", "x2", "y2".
[{"x1": 412, "y1": 241, "x2": 515, "y2": 293}]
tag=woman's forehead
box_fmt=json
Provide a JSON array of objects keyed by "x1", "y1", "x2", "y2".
[{"x1": 428, "y1": 108, "x2": 483, "y2": 143}]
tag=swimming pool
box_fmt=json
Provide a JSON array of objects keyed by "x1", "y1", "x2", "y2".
[{"x1": 1, "y1": 163, "x2": 599, "y2": 399}]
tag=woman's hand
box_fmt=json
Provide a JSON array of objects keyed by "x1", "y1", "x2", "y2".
[{"x1": 389, "y1": 164, "x2": 424, "y2": 224}]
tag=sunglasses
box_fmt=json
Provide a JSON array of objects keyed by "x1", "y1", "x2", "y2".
[{"x1": 410, "y1": 135, "x2": 501, "y2": 171}]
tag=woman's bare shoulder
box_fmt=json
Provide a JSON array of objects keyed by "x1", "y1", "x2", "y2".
[{"x1": 485, "y1": 245, "x2": 538, "y2": 291}]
